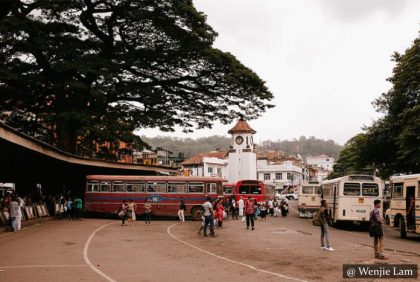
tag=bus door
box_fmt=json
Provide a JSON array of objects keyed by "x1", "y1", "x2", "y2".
[
  {"x1": 332, "y1": 183, "x2": 337, "y2": 221},
  {"x1": 406, "y1": 186, "x2": 415, "y2": 230}
]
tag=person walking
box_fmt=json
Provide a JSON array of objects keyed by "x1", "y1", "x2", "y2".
[
  {"x1": 119, "y1": 200, "x2": 128, "y2": 226},
  {"x1": 245, "y1": 196, "x2": 255, "y2": 230},
  {"x1": 369, "y1": 199, "x2": 387, "y2": 260},
  {"x1": 144, "y1": 198, "x2": 152, "y2": 225},
  {"x1": 319, "y1": 200, "x2": 334, "y2": 251},
  {"x1": 178, "y1": 199, "x2": 186, "y2": 222},
  {"x1": 202, "y1": 197, "x2": 215, "y2": 238},
  {"x1": 238, "y1": 196, "x2": 244, "y2": 220}
]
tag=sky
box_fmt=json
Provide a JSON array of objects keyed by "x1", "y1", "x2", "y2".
[{"x1": 138, "y1": 0, "x2": 420, "y2": 145}]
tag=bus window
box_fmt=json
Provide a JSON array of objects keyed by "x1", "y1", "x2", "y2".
[
  {"x1": 113, "y1": 181, "x2": 125, "y2": 192},
  {"x1": 302, "y1": 187, "x2": 313, "y2": 194},
  {"x1": 100, "y1": 181, "x2": 111, "y2": 192},
  {"x1": 147, "y1": 182, "x2": 166, "y2": 193},
  {"x1": 168, "y1": 182, "x2": 187, "y2": 193},
  {"x1": 208, "y1": 183, "x2": 217, "y2": 194},
  {"x1": 250, "y1": 186, "x2": 261, "y2": 194},
  {"x1": 238, "y1": 185, "x2": 249, "y2": 194},
  {"x1": 223, "y1": 186, "x2": 233, "y2": 194},
  {"x1": 343, "y1": 183, "x2": 360, "y2": 196},
  {"x1": 188, "y1": 183, "x2": 204, "y2": 193},
  {"x1": 126, "y1": 182, "x2": 145, "y2": 192},
  {"x1": 392, "y1": 183, "x2": 403, "y2": 198},
  {"x1": 314, "y1": 187, "x2": 321, "y2": 195},
  {"x1": 362, "y1": 183, "x2": 379, "y2": 196},
  {"x1": 87, "y1": 181, "x2": 99, "y2": 192}
]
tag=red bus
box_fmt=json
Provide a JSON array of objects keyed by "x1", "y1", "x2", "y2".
[
  {"x1": 223, "y1": 180, "x2": 275, "y2": 202},
  {"x1": 84, "y1": 175, "x2": 225, "y2": 220}
]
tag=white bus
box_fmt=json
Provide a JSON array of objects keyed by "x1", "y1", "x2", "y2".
[
  {"x1": 389, "y1": 174, "x2": 420, "y2": 238},
  {"x1": 298, "y1": 181, "x2": 321, "y2": 218},
  {"x1": 321, "y1": 175, "x2": 383, "y2": 225}
]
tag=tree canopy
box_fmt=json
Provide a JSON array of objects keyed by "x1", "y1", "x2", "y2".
[
  {"x1": 331, "y1": 34, "x2": 420, "y2": 179},
  {"x1": 0, "y1": 0, "x2": 273, "y2": 156}
]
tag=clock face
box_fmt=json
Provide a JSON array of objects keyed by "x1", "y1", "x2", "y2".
[{"x1": 235, "y1": 135, "x2": 244, "y2": 145}]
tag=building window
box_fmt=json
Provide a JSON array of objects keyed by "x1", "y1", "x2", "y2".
[
  {"x1": 287, "y1": 173, "x2": 293, "y2": 180},
  {"x1": 217, "y1": 168, "x2": 222, "y2": 174},
  {"x1": 264, "y1": 173, "x2": 271, "y2": 180},
  {"x1": 275, "y1": 173, "x2": 282, "y2": 180},
  {"x1": 208, "y1": 167, "x2": 213, "y2": 173}
]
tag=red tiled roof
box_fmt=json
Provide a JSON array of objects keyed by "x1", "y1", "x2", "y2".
[
  {"x1": 228, "y1": 118, "x2": 256, "y2": 134},
  {"x1": 181, "y1": 151, "x2": 227, "y2": 165}
]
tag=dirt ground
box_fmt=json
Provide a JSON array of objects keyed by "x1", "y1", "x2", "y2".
[{"x1": 0, "y1": 202, "x2": 419, "y2": 282}]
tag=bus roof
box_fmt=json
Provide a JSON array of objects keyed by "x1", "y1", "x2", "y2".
[
  {"x1": 86, "y1": 175, "x2": 227, "y2": 182},
  {"x1": 321, "y1": 175, "x2": 381, "y2": 185},
  {"x1": 390, "y1": 173, "x2": 420, "y2": 182}
]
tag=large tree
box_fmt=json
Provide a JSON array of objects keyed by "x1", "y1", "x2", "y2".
[{"x1": 0, "y1": 0, "x2": 273, "y2": 155}]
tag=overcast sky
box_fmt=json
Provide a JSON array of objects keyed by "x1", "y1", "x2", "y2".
[{"x1": 139, "y1": 0, "x2": 420, "y2": 145}]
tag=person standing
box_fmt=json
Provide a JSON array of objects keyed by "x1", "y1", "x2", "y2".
[
  {"x1": 144, "y1": 198, "x2": 152, "y2": 225},
  {"x1": 73, "y1": 196, "x2": 83, "y2": 220},
  {"x1": 202, "y1": 197, "x2": 215, "y2": 238},
  {"x1": 280, "y1": 199, "x2": 288, "y2": 217},
  {"x1": 119, "y1": 200, "x2": 128, "y2": 226},
  {"x1": 268, "y1": 198, "x2": 274, "y2": 217},
  {"x1": 245, "y1": 196, "x2": 255, "y2": 230},
  {"x1": 238, "y1": 196, "x2": 244, "y2": 220},
  {"x1": 319, "y1": 200, "x2": 334, "y2": 251},
  {"x1": 369, "y1": 199, "x2": 387, "y2": 259},
  {"x1": 66, "y1": 197, "x2": 73, "y2": 220},
  {"x1": 178, "y1": 199, "x2": 186, "y2": 222},
  {"x1": 260, "y1": 201, "x2": 268, "y2": 220},
  {"x1": 230, "y1": 196, "x2": 238, "y2": 220},
  {"x1": 223, "y1": 198, "x2": 230, "y2": 221},
  {"x1": 216, "y1": 200, "x2": 225, "y2": 228},
  {"x1": 9, "y1": 196, "x2": 22, "y2": 231},
  {"x1": 127, "y1": 199, "x2": 137, "y2": 226}
]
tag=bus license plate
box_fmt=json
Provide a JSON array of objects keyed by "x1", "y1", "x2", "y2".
[
  {"x1": 311, "y1": 197, "x2": 315, "y2": 201},
  {"x1": 358, "y1": 198, "x2": 364, "y2": 204}
]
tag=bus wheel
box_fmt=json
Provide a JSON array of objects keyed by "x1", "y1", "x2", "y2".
[
  {"x1": 190, "y1": 207, "x2": 202, "y2": 221},
  {"x1": 399, "y1": 218, "x2": 407, "y2": 239}
]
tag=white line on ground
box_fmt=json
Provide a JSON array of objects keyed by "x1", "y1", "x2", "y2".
[
  {"x1": 167, "y1": 223, "x2": 308, "y2": 282},
  {"x1": 83, "y1": 222, "x2": 117, "y2": 282},
  {"x1": 0, "y1": 264, "x2": 87, "y2": 269}
]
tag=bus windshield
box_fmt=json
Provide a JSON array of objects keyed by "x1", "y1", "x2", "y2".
[
  {"x1": 343, "y1": 183, "x2": 360, "y2": 196},
  {"x1": 362, "y1": 183, "x2": 379, "y2": 196}
]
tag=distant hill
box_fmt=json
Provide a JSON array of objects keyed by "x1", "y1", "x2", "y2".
[{"x1": 141, "y1": 135, "x2": 342, "y2": 160}]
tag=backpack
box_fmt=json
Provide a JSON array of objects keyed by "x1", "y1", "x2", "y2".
[
  {"x1": 312, "y1": 208, "x2": 322, "y2": 226},
  {"x1": 245, "y1": 201, "x2": 254, "y2": 215}
]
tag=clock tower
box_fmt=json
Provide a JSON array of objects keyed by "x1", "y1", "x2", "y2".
[{"x1": 227, "y1": 118, "x2": 257, "y2": 184}]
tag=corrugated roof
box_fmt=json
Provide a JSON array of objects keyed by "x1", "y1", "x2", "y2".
[
  {"x1": 228, "y1": 118, "x2": 256, "y2": 134},
  {"x1": 181, "y1": 151, "x2": 227, "y2": 165}
]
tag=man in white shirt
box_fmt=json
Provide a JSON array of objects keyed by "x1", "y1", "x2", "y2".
[
  {"x1": 238, "y1": 197, "x2": 244, "y2": 219},
  {"x1": 202, "y1": 197, "x2": 215, "y2": 237},
  {"x1": 268, "y1": 198, "x2": 274, "y2": 216}
]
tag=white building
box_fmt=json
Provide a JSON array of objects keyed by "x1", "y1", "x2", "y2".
[
  {"x1": 256, "y1": 158, "x2": 306, "y2": 191},
  {"x1": 227, "y1": 118, "x2": 257, "y2": 183},
  {"x1": 180, "y1": 151, "x2": 228, "y2": 178},
  {"x1": 306, "y1": 154, "x2": 335, "y2": 172}
]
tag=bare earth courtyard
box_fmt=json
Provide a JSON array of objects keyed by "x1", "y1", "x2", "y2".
[{"x1": 1, "y1": 204, "x2": 419, "y2": 282}]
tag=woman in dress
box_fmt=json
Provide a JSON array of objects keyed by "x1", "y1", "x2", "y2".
[
  {"x1": 260, "y1": 201, "x2": 268, "y2": 221},
  {"x1": 127, "y1": 199, "x2": 137, "y2": 226}
]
